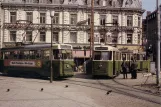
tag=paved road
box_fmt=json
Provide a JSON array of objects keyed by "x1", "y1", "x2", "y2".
[{"x1": 0, "y1": 73, "x2": 161, "y2": 107}]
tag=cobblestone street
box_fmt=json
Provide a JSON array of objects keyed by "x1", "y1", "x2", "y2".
[{"x1": 0, "y1": 72, "x2": 161, "y2": 107}]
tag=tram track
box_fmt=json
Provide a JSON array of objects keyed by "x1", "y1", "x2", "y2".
[
  {"x1": 1, "y1": 73, "x2": 161, "y2": 105},
  {"x1": 62, "y1": 77, "x2": 161, "y2": 105}
]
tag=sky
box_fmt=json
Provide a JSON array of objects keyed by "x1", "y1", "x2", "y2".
[{"x1": 142, "y1": 0, "x2": 157, "y2": 18}]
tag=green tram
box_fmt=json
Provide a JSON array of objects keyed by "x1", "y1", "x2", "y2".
[
  {"x1": 92, "y1": 45, "x2": 122, "y2": 78},
  {"x1": 0, "y1": 44, "x2": 74, "y2": 78},
  {"x1": 121, "y1": 51, "x2": 150, "y2": 72}
]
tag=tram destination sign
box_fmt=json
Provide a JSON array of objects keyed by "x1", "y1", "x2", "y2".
[
  {"x1": 4, "y1": 60, "x2": 42, "y2": 68},
  {"x1": 95, "y1": 47, "x2": 108, "y2": 50},
  {"x1": 60, "y1": 45, "x2": 71, "y2": 49}
]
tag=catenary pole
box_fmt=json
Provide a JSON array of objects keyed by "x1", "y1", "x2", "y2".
[
  {"x1": 50, "y1": 11, "x2": 54, "y2": 83},
  {"x1": 91, "y1": 0, "x2": 94, "y2": 59},
  {"x1": 156, "y1": 0, "x2": 160, "y2": 86}
]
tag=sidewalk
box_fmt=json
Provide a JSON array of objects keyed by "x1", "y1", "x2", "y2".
[{"x1": 114, "y1": 72, "x2": 161, "y2": 93}]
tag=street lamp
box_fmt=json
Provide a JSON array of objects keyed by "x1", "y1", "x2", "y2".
[{"x1": 50, "y1": 11, "x2": 55, "y2": 83}]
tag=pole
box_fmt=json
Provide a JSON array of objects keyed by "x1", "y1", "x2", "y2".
[
  {"x1": 50, "y1": 16, "x2": 53, "y2": 83},
  {"x1": 156, "y1": 0, "x2": 160, "y2": 86},
  {"x1": 91, "y1": 0, "x2": 94, "y2": 59}
]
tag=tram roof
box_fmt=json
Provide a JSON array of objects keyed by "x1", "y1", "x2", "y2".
[{"x1": 1, "y1": 43, "x2": 72, "y2": 51}]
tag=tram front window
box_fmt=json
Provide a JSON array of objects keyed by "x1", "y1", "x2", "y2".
[
  {"x1": 94, "y1": 52, "x2": 101, "y2": 60},
  {"x1": 53, "y1": 50, "x2": 72, "y2": 60},
  {"x1": 62, "y1": 50, "x2": 72, "y2": 60},
  {"x1": 94, "y1": 51, "x2": 112, "y2": 60}
]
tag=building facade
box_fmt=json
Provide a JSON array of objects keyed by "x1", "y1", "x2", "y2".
[
  {"x1": 0, "y1": 0, "x2": 143, "y2": 58},
  {"x1": 144, "y1": 10, "x2": 157, "y2": 61}
]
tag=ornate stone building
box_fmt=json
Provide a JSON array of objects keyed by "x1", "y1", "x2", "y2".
[{"x1": 0, "y1": 0, "x2": 143, "y2": 58}]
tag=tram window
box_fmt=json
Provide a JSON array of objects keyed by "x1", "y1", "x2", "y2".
[
  {"x1": 43, "y1": 50, "x2": 50, "y2": 59},
  {"x1": 135, "y1": 54, "x2": 140, "y2": 60},
  {"x1": 143, "y1": 55, "x2": 146, "y2": 60},
  {"x1": 127, "y1": 54, "x2": 130, "y2": 60},
  {"x1": 61, "y1": 50, "x2": 72, "y2": 60},
  {"x1": 116, "y1": 52, "x2": 121, "y2": 60},
  {"x1": 29, "y1": 51, "x2": 34, "y2": 59},
  {"x1": 53, "y1": 50, "x2": 59, "y2": 59},
  {"x1": 18, "y1": 51, "x2": 25, "y2": 59},
  {"x1": 9, "y1": 51, "x2": 15, "y2": 59},
  {"x1": 4, "y1": 52, "x2": 9, "y2": 59},
  {"x1": 94, "y1": 51, "x2": 101, "y2": 60},
  {"x1": 35, "y1": 50, "x2": 42, "y2": 59},
  {"x1": 101, "y1": 51, "x2": 112, "y2": 60},
  {"x1": 122, "y1": 54, "x2": 126, "y2": 60},
  {"x1": 0, "y1": 52, "x2": 2, "y2": 59},
  {"x1": 24, "y1": 51, "x2": 30, "y2": 59}
]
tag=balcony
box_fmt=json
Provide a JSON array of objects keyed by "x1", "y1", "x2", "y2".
[
  {"x1": 3, "y1": 22, "x2": 135, "y2": 32},
  {"x1": 2, "y1": 0, "x2": 52, "y2": 4}
]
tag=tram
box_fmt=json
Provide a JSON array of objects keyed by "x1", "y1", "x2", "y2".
[
  {"x1": 121, "y1": 51, "x2": 150, "y2": 72},
  {"x1": 0, "y1": 44, "x2": 74, "y2": 78},
  {"x1": 92, "y1": 45, "x2": 122, "y2": 78}
]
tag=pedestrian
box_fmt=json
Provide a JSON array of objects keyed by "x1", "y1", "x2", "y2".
[
  {"x1": 131, "y1": 58, "x2": 138, "y2": 79},
  {"x1": 121, "y1": 59, "x2": 127, "y2": 79}
]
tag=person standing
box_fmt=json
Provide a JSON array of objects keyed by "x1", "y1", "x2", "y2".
[
  {"x1": 131, "y1": 58, "x2": 138, "y2": 79},
  {"x1": 121, "y1": 60, "x2": 128, "y2": 79}
]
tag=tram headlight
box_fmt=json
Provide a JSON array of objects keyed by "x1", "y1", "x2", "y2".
[
  {"x1": 66, "y1": 64, "x2": 70, "y2": 68},
  {"x1": 99, "y1": 64, "x2": 102, "y2": 68}
]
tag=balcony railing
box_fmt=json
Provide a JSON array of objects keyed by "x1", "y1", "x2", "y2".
[{"x1": 3, "y1": 23, "x2": 135, "y2": 32}]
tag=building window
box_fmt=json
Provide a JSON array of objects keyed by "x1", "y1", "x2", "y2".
[
  {"x1": 112, "y1": 15, "x2": 118, "y2": 25},
  {"x1": 25, "y1": 0, "x2": 34, "y2": 3},
  {"x1": 40, "y1": 31, "x2": 46, "y2": 42},
  {"x1": 26, "y1": 12, "x2": 33, "y2": 22},
  {"x1": 112, "y1": 37, "x2": 117, "y2": 44},
  {"x1": 84, "y1": 0, "x2": 87, "y2": 5},
  {"x1": 111, "y1": 33, "x2": 117, "y2": 44},
  {"x1": 52, "y1": 13, "x2": 59, "y2": 24},
  {"x1": 100, "y1": 15, "x2": 106, "y2": 25},
  {"x1": 94, "y1": 35, "x2": 99, "y2": 42},
  {"x1": 10, "y1": 31, "x2": 16, "y2": 42},
  {"x1": 95, "y1": 0, "x2": 100, "y2": 6},
  {"x1": 127, "y1": 16, "x2": 133, "y2": 26},
  {"x1": 138, "y1": 17, "x2": 141, "y2": 27},
  {"x1": 40, "y1": 13, "x2": 46, "y2": 24},
  {"x1": 87, "y1": 33, "x2": 90, "y2": 43},
  {"x1": 70, "y1": 14, "x2": 77, "y2": 25},
  {"x1": 53, "y1": 32, "x2": 59, "y2": 42},
  {"x1": 39, "y1": 0, "x2": 47, "y2": 3},
  {"x1": 127, "y1": 34, "x2": 132, "y2": 44},
  {"x1": 88, "y1": 14, "x2": 91, "y2": 25},
  {"x1": 70, "y1": 32, "x2": 77, "y2": 43},
  {"x1": 10, "y1": 12, "x2": 16, "y2": 23},
  {"x1": 138, "y1": 34, "x2": 140, "y2": 44},
  {"x1": 26, "y1": 31, "x2": 32, "y2": 41}
]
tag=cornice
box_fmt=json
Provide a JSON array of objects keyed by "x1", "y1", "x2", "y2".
[{"x1": 1, "y1": 3, "x2": 144, "y2": 14}]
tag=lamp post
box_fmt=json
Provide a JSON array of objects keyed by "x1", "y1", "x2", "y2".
[
  {"x1": 50, "y1": 11, "x2": 55, "y2": 83},
  {"x1": 156, "y1": 0, "x2": 160, "y2": 86}
]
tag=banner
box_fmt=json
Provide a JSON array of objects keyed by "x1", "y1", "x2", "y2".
[{"x1": 4, "y1": 60, "x2": 42, "y2": 68}]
